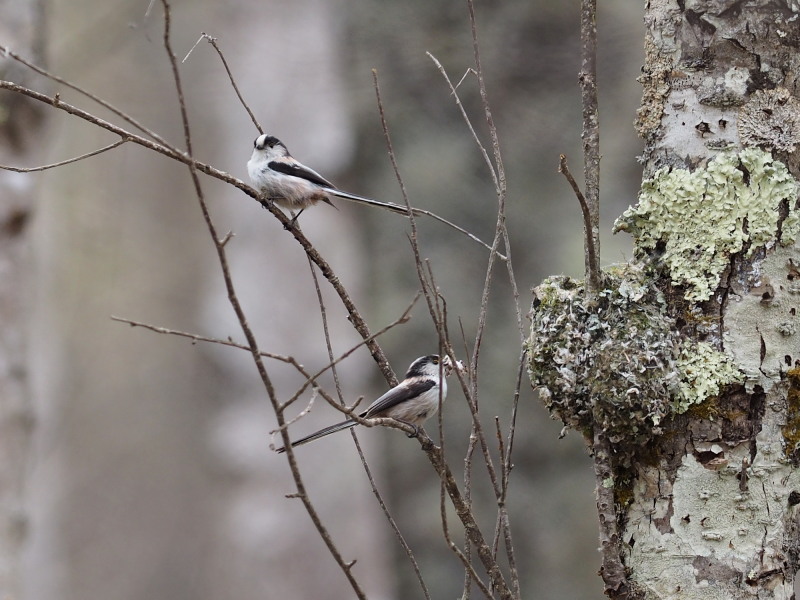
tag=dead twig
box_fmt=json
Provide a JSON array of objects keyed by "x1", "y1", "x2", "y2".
[
  {"x1": 0, "y1": 78, "x2": 397, "y2": 384},
  {"x1": 0, "y1": 139, "x2": 127, "y2": 172},
  {"x1": 0, "y1": 45, "x2": 172, "y2": 148},
  {"x1": 305, "y1": 257, "x2": 432, "y2": 600},
  {"x1": 160, "y1": 1, "x2": 365, "y2": 595},
  {"x1": 373, "y1": 68, "x2": 512, "y2": 600},
  {"x1": 558, "y1": 153, "x2": 600, "y2": 293},
  {"x1": 187, "y1": 33, "x2": 263, "y2": 134},
  {"x1": 579, "y1": 0, "x2": 602, "y2": 293}
]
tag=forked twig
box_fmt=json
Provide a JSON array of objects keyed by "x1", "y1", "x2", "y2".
[
  {"x1": 0, "y1": 139, "x2": 127, "y2": 172},
  {"x1": 558, "y1": 153, "x2": 600, "y2": 294},
  {"x1": 184, "y1": 33, "x2": 263, "y2": 134},
  {"x1": 0, "y1": 78, "x2": 398, "y2": 384},
  {"x1": 159, "y1": 1, "x2": 366, "y2": 596},
  {"x1": 368, "y1": 68, "x2": 505, "y2": 260},
  {"x1": 0, "y1": 45, "x2": 172, "y2": 148},
  {"x1": 579, "y1": 0, "x2": 602, "y2": 293},
  {"x1": 305, "y1": 257, "x2": 432, "y2": 600},
  {"x1": 112, "y1": 292, "x2": 415, "y2": 423},
  {"x1": 372, "y1": 69, "x2": 512, "y2": 600}
]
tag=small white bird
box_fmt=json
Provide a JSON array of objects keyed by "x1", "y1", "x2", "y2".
[
  {"x1": 247, "y1": 133, "x2": 409, "y2": 220},
  {"x1": 276, "y1": 354, "x2": 462, "y2": 453},
  {"x1": 246, "y1": 134, "x2": 502, "y2": 256}
]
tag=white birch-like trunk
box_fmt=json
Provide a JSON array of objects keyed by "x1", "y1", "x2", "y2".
[
  {"x1": 625, "y1": 1, "x2": 800, "y2": 597},
  {"x1": 0, "y1": 0, "x2": 45, "y2": 596},
  {"x1": 530, "y1": 1, "x2": 800, "y2": 598}
]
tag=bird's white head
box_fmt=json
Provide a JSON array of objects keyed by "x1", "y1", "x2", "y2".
[
  {"x1": 251, "y1": 134, "x2": 289, "y2": 162},
  {"x1": 405, "y1": 354, "x2": 463, "y2": 379}
]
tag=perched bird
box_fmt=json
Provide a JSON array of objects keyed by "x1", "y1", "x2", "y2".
[
  {"x1": 247, "y1": 133, "x2": 410, "y2": 220},
  {"x1": 276, "y1": 354, "x2": 461, "y2": 453}
]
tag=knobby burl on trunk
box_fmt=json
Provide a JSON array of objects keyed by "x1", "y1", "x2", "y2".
[{"x1": 529, "y1": 1, "x2": 800, "y2": 596}]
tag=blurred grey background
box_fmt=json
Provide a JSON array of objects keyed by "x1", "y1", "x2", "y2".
[{"x1": 21, "y1": 0, "x2": 643, "y2": 598}]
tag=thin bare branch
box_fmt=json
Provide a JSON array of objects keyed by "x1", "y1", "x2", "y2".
[
  {"x1": 181, "y1": 34, "x2": 205, "y2": 63},
  {"x1": 558, "y1": 153, "x2": 600, "y2": 294},
  {"x1": 110, "y1": 315, "x2": 289, "y2": 359},
  {"x1": 373, "y1": 70, "x2": 511, "y2": 599},
  {"x1": 0, "y1": 78, "x2": 397, "y2": 384},
  {"x1": 579, "y1": 0, "x2": 602, "y2": 293},
  {"x1": 0, "y1": 139, "x2": 127, "y2": 172},
  {"x1": 455, "y1": 67, "x2": 477, "y2": 90},
  {"x1": 196, "y1": 33, "x2": 263, "y2": 134},
  {"x1": 0, "y1": 46, "x2": 173, "y2": 148},
  {"x1": 467, "y1": 0, "x2": 504, "y2": 193},
  {"x1": 305, "y1": 258, "x2": 432, "y2": 600},
  {"x1": 417, "y1": 431, "x2": 512, "y2": 599},
  {"x1": 558, "y1": 153, "x2": 586, "y2": 205},
  {"x1": 161, "y1": 1, "x2": 366, "y2": 595},
  {"x1": 409, "y1": 205, "x2": 505, "y2": 259},
  {"x1": 269, "y1": 392, "x2": 319, "y2": 439}
]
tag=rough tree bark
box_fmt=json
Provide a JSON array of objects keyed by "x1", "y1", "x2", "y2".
[
  {"x1": 530, "y1": 1, "x2": 800, "y2": 598},
  {"x1": 0, "y1": 0, "x2": 46, "y2": 596}
]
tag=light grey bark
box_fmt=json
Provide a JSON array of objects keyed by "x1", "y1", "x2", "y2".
[
  {"x1": 0, "y1": 0, "x2": 44, "y2": 598},
  {"x1": 531, "y1": 1, "x2": 800, "y2": 598},
  {"x1": 626, "y1": 2, "x2": 800, "y2": 597},
  {"x1": 0, "y1": 0, "x2": 45, "y2": 596}
]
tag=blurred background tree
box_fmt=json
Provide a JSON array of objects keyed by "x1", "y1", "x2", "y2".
[
  {"x1": 0, "y1": 0, "x2": 45, "y2": 597},
  {"x1": 11, "y1": 0, "x2": 644, "y2": 598}
]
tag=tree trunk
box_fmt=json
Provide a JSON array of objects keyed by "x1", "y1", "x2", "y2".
[
  {"x1": 531, "y1": 1, "x2": 800, "y2": 597},
  {"x1": 0, "y1": 0, "x2": 46, "y2": 596}
]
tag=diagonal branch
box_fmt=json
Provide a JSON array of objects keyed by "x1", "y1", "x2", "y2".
[
  {"x1": 579, "y1": 0, "x2": 602, "y2": 293},
  {"x1": 0, "y1": 139, "x2": 127, "y2": 172},
  {"x1": 158, "y1": 2, "x2": 366, "y2": 596},
  {"x1": 305, "y1": 258, "x2": 433, "y2": 600},
  {"x1": 0, "y1": 45, "x2": 172, "y2": 148},
  {"x1": 190, "y1": 33, "x2": 263, "y2": 134},
  {"x1": 558, "y1": 153, "x2": 599, "y2": 293},
  {"x1": 0, "y1": 78, "x2": 397, "y2": 384},
  {"x1": 372, "y1": 70, "x2": 512, "y2": 600}
]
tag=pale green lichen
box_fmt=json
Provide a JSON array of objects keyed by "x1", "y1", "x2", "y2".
[
  {"x1": 529, "y1": 266, "x2": 744, "y2": 445},
  {"x1": 673, "y1": 341, "x2": 744, "y2": 413},
  {"x1": 614, "y1": 149, "x2": 799, "y2": 302}
]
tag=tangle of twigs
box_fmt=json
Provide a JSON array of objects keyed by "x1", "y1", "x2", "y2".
[{"x1": 1, "y1": 2, "x2": 529, "y2": 598}]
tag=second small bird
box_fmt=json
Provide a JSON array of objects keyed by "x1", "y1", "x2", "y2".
[
  {"x1": 276, "y1": 354, "x2": 461, "y2": 453},
  {"x1": 247, "y1": 133, "x2": 410, "y2": 220}
]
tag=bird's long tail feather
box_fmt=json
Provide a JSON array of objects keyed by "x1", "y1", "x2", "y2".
[
  {"x1": 275, "y1": 419, "x2": 358, "y2": 453},
  {"x1": 326, "y1": 188, "x2": 412, "y2": 215},
  {"x1": 326, "y1": 188, "x2": 506, "y2": 259}
]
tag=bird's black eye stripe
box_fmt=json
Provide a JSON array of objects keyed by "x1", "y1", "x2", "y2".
[{"x1": 254, "y1": 135, "x2": 281, "y2": 151}]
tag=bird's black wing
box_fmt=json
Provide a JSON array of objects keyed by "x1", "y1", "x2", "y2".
[
  {"x1": 362, "y1": 379, "x2": 437, "y2": 418},
  {"x1": 268, "y1": 160, "x2": 335, "y2": 189}
]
